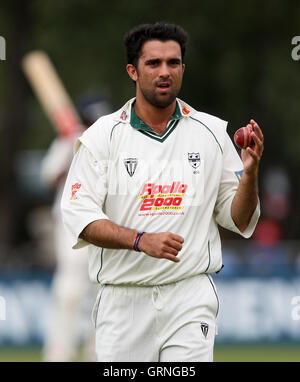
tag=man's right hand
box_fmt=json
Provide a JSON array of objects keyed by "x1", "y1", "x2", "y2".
[
  {"x1": 80, "y1": 220, "x2": 184, "y2": 263},
  {"x1": 138, "y1": 232, "x2": 184, "y2": 263}
]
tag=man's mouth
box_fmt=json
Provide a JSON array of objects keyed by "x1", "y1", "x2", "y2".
[
  {"x1": 157, "y1": 82, "x2": 170, "y2": 88},
  {"x1": 157, "y1": 82, "x2": 171, "y2": 93}
]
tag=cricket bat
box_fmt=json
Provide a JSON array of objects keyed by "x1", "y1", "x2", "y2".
[{"x1": 21, "y1": 50, "x2": 83, "y2": 137}]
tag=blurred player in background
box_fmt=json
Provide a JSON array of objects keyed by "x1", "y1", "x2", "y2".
[{"x1": 40, "y1": 92, "x2": 112, "y2": 362}]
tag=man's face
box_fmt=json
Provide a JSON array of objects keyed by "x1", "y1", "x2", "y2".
[{"x1": 127, "y1": 40, "x2": 185, "y2": 108}]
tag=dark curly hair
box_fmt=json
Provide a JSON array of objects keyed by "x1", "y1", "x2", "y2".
[{"x1": 124, "y1": 22, "x2": 189, "y2": 67}]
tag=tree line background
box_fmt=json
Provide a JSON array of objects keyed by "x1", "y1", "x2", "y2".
[{"x1": 0, "y1": 0, "x2": 299, "y2": 270}]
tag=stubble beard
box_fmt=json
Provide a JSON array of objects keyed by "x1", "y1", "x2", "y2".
[
  {"x1": 139, "y1": 85, "x2": 181, "y2": 109},
  {"x1": 141, "y1": 90, "x2": 177, "y2": 109}
]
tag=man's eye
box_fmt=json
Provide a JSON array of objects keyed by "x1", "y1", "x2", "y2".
[
  {"x1": 169, "y1": 60, "x2": 181, "y2": 66},
  {"x1": 147, "y1": 60, "x2": 159, "y2": 66}
]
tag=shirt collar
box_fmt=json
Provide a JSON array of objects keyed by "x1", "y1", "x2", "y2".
[
  {"x1": 113, "y1": 97, "x2": 196, "y2": 125},
  {"x1": 130, "y1": 101, "x2": 182, "y2": 132}
]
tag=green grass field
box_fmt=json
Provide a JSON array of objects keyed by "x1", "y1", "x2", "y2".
[
  {"x1": 214, "y1": 343, "x2": 300, "y2": 362},
  {"x1": 0, "y1": 343, "x2": 299, "y2": 362}
]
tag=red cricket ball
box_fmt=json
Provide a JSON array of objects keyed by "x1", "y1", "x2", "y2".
[{"x1": 234, "y1": 126, "x2": 253, "y2": 149}]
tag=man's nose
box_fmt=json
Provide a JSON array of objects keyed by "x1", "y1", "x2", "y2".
[{"x1": 159, "y1": 62, "x2": 170, "y2": 78}]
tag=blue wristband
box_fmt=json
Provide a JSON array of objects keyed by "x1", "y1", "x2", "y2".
[{"x1": 134, "y1": 232, "x2": 145, "y2": 252}]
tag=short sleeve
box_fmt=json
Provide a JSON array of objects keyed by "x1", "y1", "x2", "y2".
[
  {"x1": 214, "y1": 133, "x2": 260, "y2": 238},
  {"x1": 61, "y1": 144, "x2": 110, "y2": 249}
]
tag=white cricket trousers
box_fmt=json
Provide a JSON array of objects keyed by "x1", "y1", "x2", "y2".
[{"x1": 92, "y1": 274, "x2": 219, "y2": 362}]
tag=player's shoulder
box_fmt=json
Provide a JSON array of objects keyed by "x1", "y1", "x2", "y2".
[
  {"x1": 74, "y1": 101, "x2": 133, "y2": 157},
  {"x1": 85, "y1": 98, "x2": 135, "y2": 133},
  {"x1": 177, "y1": 98, "x2": 227, "y2": 129},
  {"x1": 88, "y1": 112, "x2": 119, "y2": 132},
  {"x1": 78, "y1": 107, "x2": 123, "y2": 142},
  {"x1": 181, "y1": 100, "x2": 228, "y2": 151},
  {"x1": 191, "y1": 110, "x2": 228, "y2": 131},
  {"x1": 189, "y1": 108, "x2": 228, "y2": 147}
]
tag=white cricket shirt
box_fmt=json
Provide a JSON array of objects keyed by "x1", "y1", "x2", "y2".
[{"x1": 61, "y1": 98, "x2": 260, "y2": 286}]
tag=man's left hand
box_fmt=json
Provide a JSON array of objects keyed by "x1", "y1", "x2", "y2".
[{"x1": 241, "y1": 119, "x2": 264, "y2": 176}]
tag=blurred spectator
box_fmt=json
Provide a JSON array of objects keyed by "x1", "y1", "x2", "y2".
[
  {"x1": 245, "y1": 219, "x2": 292, "y2": 276},
  {"x1": 262, "y1": 166, "x2": 291, "y2": 221}
]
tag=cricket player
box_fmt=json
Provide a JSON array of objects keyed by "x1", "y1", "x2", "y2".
[
  {"x1": 41, "y1": 94, "x2": 111, "y2": 361},
  {"x1": 61, "y1": 23, "x2": 263, "y2": 362}
]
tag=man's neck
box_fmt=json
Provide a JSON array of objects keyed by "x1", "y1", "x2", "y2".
[{"x1": 133, "y1": 97, "x2": 176, "y2": 135}]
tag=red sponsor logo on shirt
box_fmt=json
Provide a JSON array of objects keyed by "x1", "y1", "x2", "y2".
[
  {"x1": 182, "y1": 107, "x2": 190, "y2": 115},
  {"x1": 71, "y1": 182, "x2": 81, "y2": 200},
  {"x1": 139, "y1": 181, "x2": 188, "y2": 211}
]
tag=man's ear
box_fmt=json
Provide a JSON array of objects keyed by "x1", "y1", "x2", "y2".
[{"x1": 126, "y1": 64, "x2": 138, "y2": 82}]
